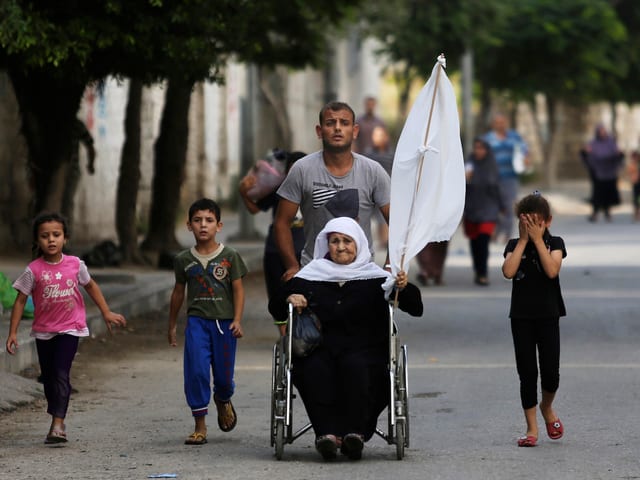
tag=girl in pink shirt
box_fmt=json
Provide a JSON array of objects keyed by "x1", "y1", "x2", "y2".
[{"x1": 5, "y1": 212, "x2": 126, "y2": 444}]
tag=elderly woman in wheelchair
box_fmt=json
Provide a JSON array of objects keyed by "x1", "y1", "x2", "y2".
[{"x1": 269, "y1": 217, "x2": 423, "y2": 460}]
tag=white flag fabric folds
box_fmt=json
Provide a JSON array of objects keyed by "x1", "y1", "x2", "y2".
[{"x1": 383, "y1": 56, "x2": 465, "y2": 293}]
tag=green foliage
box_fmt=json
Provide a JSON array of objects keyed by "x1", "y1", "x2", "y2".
[
  {"x1": 0, "y1": 0, "x2": 361, "y2": 84},
  {"x1": 364, "y1": 0, "x2": 635, "y2": 105},
  {"x1": 487, "y1": 0, "x2": 627, "y2": 103},
  {"x1": 608, "y1": 0, "x2": 640, "y2": 103},
  {"x1": 363, "y1": 0, "x2": 505, "y2": 80}
]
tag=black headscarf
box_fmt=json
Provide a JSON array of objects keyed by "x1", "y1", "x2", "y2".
[{"x1": 467, "y1": 138, "x2": 499, "y2": 187}]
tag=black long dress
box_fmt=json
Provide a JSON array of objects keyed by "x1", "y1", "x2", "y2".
[{"x1": 269, "y1": 276, "x2": 423, "y2": 440}]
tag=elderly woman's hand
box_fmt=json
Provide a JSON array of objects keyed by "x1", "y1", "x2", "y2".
[
  {"x1": 396, "y1": 270, "x2": 408, "y2": 290},
  {"x1": 287, "y1": 294, "x2": 308, "y2": 313}
]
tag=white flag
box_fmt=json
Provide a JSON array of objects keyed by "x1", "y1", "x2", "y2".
[{"x1": 384, "y1": 55, "x2": 465, "y2": 292}]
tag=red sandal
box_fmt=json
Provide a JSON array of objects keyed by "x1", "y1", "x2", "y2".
[
  {"x1": 546, "y1": 418, "x2": 564, "y2": 440},
  {"x1": 517, "y1": 435, "x2": 537, "y2": 447}
]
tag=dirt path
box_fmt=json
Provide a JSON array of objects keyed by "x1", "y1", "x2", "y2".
[{"x1": 0, "y1": 272, "x2": 284, "y2": 479}]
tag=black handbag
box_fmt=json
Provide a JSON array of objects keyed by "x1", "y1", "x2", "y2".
[{"x1": 290, "y1": 307, "x2": 322, "y2": 357}]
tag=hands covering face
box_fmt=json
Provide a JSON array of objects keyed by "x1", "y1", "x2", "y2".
[{"x1": 518, "y1": 213, "x2": 546, "y2": 242}]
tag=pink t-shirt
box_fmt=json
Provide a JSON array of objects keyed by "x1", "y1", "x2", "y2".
[{"x1": 13, "y1": 255, "x2": 91, "y2": 338}]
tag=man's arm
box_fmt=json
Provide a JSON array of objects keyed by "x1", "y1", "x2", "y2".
[
  {"x1": 380, "y1": 203, "x2": 390, "y2": 224},
  {"x1": 380, "y1": 203, "x2": 391, "y2": 268},
  {"x1": 273, "y1": 198, "x2": 301, "y2": 281}
]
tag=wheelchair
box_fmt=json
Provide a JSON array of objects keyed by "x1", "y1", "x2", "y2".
[{"x1": 270, "y1": 303, "x2": 410, "y2": 460}]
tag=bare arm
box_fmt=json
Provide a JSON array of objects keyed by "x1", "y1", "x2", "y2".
[
  {"x1": 274, "y1": 198, "x2": 301, "y2": 281},
  {"x1": 238, "y1": 174, "x2": 261, "y2": 215},
  {"x1": 502, "y1": 241, "x2": 526, "y2": 279},
  {"x1": 380, "y1": 203, "x2": 391, "y2": 267},
  {"x1": 168, "y1": 283, "x2": 185, "y2": 346},
  {"x1": 5, "y1": 292, "x2": 28, "y2": 355},
  {"x1": 502, "y1": 214, "x2": 528, "y2": 279},
  {"x1": 229, "y1": 278, "x2": 244, "y2": 338},
  {"x1": 83, "y1": 279, "x2": 126, "y2": 333}
]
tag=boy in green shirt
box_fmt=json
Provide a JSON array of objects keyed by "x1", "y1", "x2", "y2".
[{"x1": 168, "y1": 198, "x2": 247, "y2": 445}]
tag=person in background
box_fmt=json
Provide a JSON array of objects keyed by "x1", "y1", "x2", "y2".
[
  {"x1": 353, "y1": 96, "x2": 386, "y2": 154},
  {"x1": 5, "y1": 212, "x2": 126, "y2": 444},
  {"x1": 581, "y1": 124, "x2": 623, "y2": 222},
  {"x1": 61, "y1": 119, "x2": 96, "y2": 228},
  {"x1": 502, "y1": 192, "x2": 566, "y2": 448},
  {"x1": 415, "y1": 242, "x2": 448, "y2": 286},
  {"x1": 239, "y1": 150, "x2": 306, "y2": 334},
  {"x1": 365, "y1": 125, "x2": 395, "y2": 250},
  {"x1": 627, "y1": 150, "x2": 640, "y2": 222},
  {"x1": 484, "y1": 113, "x2": 529, "y2": 242},
  {"x1": 463, "y1": 138, "x2": 504, "y2": 286}
]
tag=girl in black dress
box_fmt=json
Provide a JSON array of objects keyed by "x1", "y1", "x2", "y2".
[{"x1": 502, "y1": 192, "x2": 566, "y2": 447}]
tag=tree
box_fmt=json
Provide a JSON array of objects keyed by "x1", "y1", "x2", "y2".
[
  {"x1": 364, "y1": 0, "x2": 629, "y2": 183},
  {"x1": 140, "y1": 1, "x2": 362, "y2": 253},
  {"x1": 483, "y1": 0, "x2": 627, "y2": 183},
  {"x1": 363, "y1": 0, "x2": 505, "y2": 118},
  {"x1": 116, "y1": 79, "x2": 144, "y2": 263},
  {"x1": 0, "y1": 0, "x2": 361, "y2": 255}
]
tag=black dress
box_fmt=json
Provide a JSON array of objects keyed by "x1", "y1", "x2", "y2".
[{"x1": 269, "y1": 276, "x2": 423, "y2": 440}]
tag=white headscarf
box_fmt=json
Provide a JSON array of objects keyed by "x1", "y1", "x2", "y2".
[{"x1": 295, "y1": 217, "x2": 391, "y2": 283}]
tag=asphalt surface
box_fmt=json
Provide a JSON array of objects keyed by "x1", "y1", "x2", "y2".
[{"x1": 1, "y1": 180, "x2": 639, "y2": 479}]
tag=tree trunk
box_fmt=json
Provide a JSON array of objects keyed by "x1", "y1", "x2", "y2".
[
  {"x1": 8, "y1": 70, "x2": 86, "y2": 215},
  {"x1": 258, "y1": 66, "x2": 292, "y2": 150},
  {"x1": 116, "y1": 78, "x2": 146, "y2": 264},
  {"x1": 395, "y1": 68, "x2": 413, "y2": 123},
  {"x1": 544, "y1": 96, "x2": 557, "y2": 186},
  {"x1": 141, "y1": 78, "x2": 193, "y2": 252}
]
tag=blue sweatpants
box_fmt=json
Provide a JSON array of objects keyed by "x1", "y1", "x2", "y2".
[{"x1": 183, "y1": 316, "x2": 237, "y2": 417}]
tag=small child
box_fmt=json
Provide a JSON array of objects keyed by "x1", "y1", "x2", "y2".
[
  {"x1": 501, "y1": 192, "x2": 566, "y2": 447},
  {"x1": 5, "y1": 212, "x2": 126, "y2": 444},
  {"x1": 168, "y1": 198, "x2": 247, "y2": 445}
]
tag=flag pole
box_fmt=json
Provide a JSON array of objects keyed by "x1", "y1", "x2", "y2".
[{"x1": 394, "y1": 54, "x2": 446, "y2": 307}]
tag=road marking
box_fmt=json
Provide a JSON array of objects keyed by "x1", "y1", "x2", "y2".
[
  {"x1": 410, "y1": 363, "x2": 640, "y2": 369},
  {"x1": 235, "y1": 363, "x2": 640, "y2": 371}
]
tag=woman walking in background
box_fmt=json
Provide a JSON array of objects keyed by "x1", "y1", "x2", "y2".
[
  {"x1": 581, "y1": 124, "x2": 623, "y2": 222},
  {"x1": 463, "y1": 138, "x2": 504, "y2": 286}
]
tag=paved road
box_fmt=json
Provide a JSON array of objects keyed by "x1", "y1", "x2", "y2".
[{"x1": 1, "y1": 184, "x2": 639, "y2": 479}]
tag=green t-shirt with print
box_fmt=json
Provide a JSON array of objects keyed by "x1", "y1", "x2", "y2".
[{"x1": 173, "y1": 244, "x2": 248, "y2": 320}]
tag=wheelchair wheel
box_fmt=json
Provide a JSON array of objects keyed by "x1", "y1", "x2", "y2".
[
  {"x1": 275, "y1": 420, "x2": 285, "y2": 460},
  {"x1": 395, "y1": 418, "x2": 406, "y2": 460},
  {"x1": 395, "y1": 344, "x2": 409, "y2": 459},
  {"x1": 270, "y1": 343, "x2": 279, "y2": 447},
  {"x1": 272, "y1": 338, "x2": 288, "y2": 459},
  {"x1": 401, "y1": 344, "x2": 410, "y2": 448}
]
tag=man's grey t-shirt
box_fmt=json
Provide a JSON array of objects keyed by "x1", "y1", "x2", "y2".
[{"x1": 276, "y1": 150, "x2": 391, "y2": 266}]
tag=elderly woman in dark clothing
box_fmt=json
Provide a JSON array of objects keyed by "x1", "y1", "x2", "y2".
[
  {"x1": 463, "y1": 138, "x2": 504, "y2": 286},
  {"x1": 581, "y1": 124, "x2": 623, "y2": 222},
  {"x1": 268, "y1": 217, "x2": 423, "y2": 461}
]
